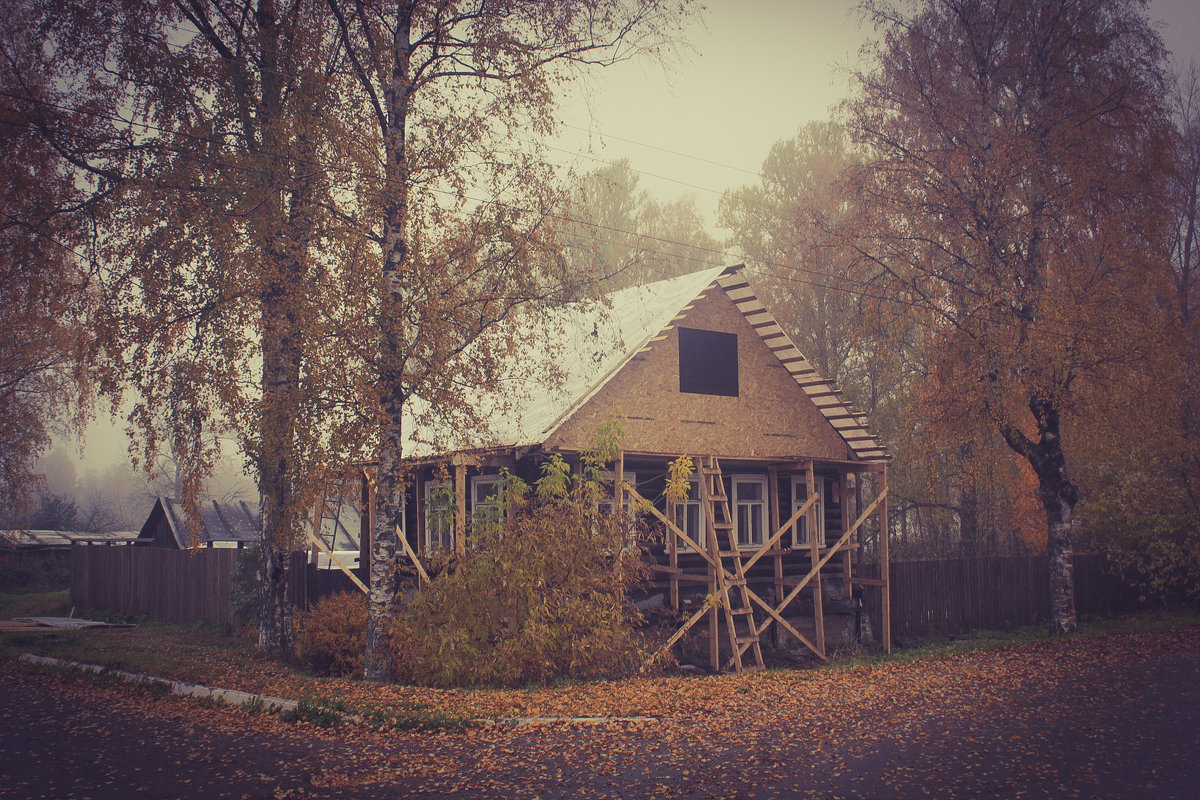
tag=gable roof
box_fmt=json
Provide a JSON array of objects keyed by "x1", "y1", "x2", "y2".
[
  {"x1": 712, "y1": 269, "x2": 889, "y2": 463},
  {"x1": 402, "y1": 265, "x2": 888, "y2": 464},
  {"x1": 137, "y1": 497, "x2": 259, "y2": 548}
]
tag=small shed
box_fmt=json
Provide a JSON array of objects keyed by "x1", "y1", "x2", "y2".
[
  {"x1": 0, "y1": 529, "x2": 140, "y2": 551},
  {"x1": 136, "y1": 497, "x2": 259, "y2": 549}
]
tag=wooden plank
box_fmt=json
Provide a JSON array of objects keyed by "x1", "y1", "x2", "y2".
[
  {"x1": 743, "y1": 497, "x2": 813, "y2": 573},
  {"x1": 808, "y1": 463, "x2": 825, "y2": 658},
  {"x1": 397, "y1": 524, "x2": 430, "y2": 587},
  {"x1": 768, "y1": 466, "x2": 783, "y2": 649},
  {"x1": 881, "y1": 467, "x2": 891, "y2": 654},
  {"x1": 304, "y1": 527, "x2": 367, "y2": 594},
  {"x1": 454, "y1": 463, "x2": 467, "y2": 557}
]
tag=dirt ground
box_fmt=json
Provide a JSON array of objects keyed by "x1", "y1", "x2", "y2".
[{"x1": 1, "y1": 624, "x2": 1198, "y2": 799}]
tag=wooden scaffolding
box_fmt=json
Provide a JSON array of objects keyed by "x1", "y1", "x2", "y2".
[{"x1": 627, "y1": 454, "x2": 890, "y2": 673}]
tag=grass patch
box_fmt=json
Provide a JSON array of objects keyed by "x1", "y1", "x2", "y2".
[
  {"x1": 820, "y1": 607, "x2": 1200, "y2": 673},
  {"x1": 0, "y1": 589, "x2": 71, "y2": 619},
  {"x1": 279, "y1": 693, "x2": 477, "y2": 732}
]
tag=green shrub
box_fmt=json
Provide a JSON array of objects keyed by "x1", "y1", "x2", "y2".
[
  {"x1": 294, "y1": 592, "x2": 367, "y2": 677},
  {"x1": 390, "y1": 420, "x2": 650, "y2": 687},
  {"x1": 228, "y1": 544, "x2": 261, "y2": 632}
]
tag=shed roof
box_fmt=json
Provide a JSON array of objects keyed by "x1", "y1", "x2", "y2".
[
  {"x1": 0, "y1": 529, "x2": 140, "y2": 549},
  {"x1": 139, "y1": 497, "x2": 259, "y2": 548},
  {"x1": 402, "y1": 265, "x2": 888, "y2": 463}
]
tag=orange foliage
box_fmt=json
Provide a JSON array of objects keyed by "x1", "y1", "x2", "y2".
[{"x1": 294, "y1": 593, "x2": 368, "y2": 678}]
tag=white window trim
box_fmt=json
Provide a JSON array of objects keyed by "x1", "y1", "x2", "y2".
[
  {"x1": 595, "y1": 470, "x2": 637, "y2": 516},
  {"x1": 731, "y1": 474, "x2": 768, "y2": 550},
  {"x1": 790, "y1": 475, "x2": 827, "y2": 548},
  {"x1": 423, "y1": 479, "x2": 455, "y2": 553},
  {"x1": 673, "y1": 476, "x2": 707, "y2": 551},
  {"x1": 470, "y1": 474, "x2": 500, "y2": 518}
]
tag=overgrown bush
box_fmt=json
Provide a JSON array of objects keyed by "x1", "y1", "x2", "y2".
[
  {"x1": 390, "y1": 419, "x2": 650, "y2": 686},
  {"x1": 294, "y1": 592, "x2": 367, "y2": 677},
  {"x1": 229, "y1": 543, "x2": 261, "y2": 632}
]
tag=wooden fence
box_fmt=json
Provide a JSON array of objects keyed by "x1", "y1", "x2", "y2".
[
  {"x1": 72, "y1": 546, "x2": 1140, "y2": 638},
  {"x1": 70, "y1": 546, "x2": 362, "y2": 627},
  {"x1": 71, "y1": 546, "x2": 240, "y2": 626},
  {"x1": 861, "y1": 553, "x2": 1139, "y2": 643}
]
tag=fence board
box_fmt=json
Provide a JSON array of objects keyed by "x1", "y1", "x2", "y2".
[
  {"x1": 72, "y1": 547, "x2": 1138, "y2": 638},
  {"x1": 860, "y1": 553, "x2": 1138, "y2": 643},
  {"x1": 70, "y1": 546, "x2": 364, "y2": 626}
]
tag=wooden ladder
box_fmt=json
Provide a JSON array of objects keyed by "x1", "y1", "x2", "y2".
[{"x1": 698, "y1": 455, "x2": 764, "y2": 673}]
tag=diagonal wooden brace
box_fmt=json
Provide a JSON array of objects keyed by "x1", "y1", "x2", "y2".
[
  {"x1": 752, "y1": 489, "x2": 888, "y2": 646},
  {"x1": 742, "y1": 494, "x2": 816, "y2": 573}
]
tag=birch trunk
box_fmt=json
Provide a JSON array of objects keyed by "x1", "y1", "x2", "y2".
[
  {"x1": 363, "y1": 3, "x2": 415, "y2": 682},
  {"x1": 1001, "y1": 396, "x2": 1079, "y2": 635}
]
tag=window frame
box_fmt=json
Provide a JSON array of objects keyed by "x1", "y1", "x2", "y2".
[
  {"x1": 423, "y1": 479, "x2": 456, "y2": 553},
  {"x1": 595, "y1": 470, "x2": 637, "y2": 517},
  {"x1": 731, "y1": 474, "x2": 768, "y2": 549},
  {"x1": 672, "y1": 475, "x2": 707, "y2": 550},
  {"x1": 470, "y1": 474, "x2": 501, "y2": 520},
  {"x1": 790, "y1": 475, "x2": 827, "y2": 548}
]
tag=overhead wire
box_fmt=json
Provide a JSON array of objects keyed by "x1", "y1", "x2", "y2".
[{"x1": 1, "y1": 56, "x2": 1109, "y2": 345}]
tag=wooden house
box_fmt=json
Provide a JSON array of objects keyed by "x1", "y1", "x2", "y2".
[{"x1": 358, "y1": 265, "x2": 892, "y2": 671}]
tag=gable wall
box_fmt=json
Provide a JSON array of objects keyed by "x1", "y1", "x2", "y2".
[{"x1": 545, "y1": 285, "x2": 853, "y2": 460}]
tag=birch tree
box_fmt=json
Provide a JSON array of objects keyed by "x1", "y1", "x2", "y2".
[
  {"x1": 324, "y1": 0, "x2": 692, "y2": 681},
  {"x1": 844, "y1": 0, "x2": 1171, "y2": 632},
  {"x1": 0, "y1": 40, "x2": 93, "y2": 513},
  {"x1": 3, "y1": 0, "x2": 371, "y2": 658}
]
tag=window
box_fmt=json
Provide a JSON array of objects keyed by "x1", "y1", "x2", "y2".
[
  {"x1": 470, "y1": 475, "x2": 501, "y2": 525},
  {"x1": 596, "y1": 471, "x2": 637, "y2": 516},
  {"x1": 678, "y1": 327, "x2": 739, "y2": 396},
  {"x1": 671, "y1": 476, "x2": 706, "y2": 550},
  {"x1": 423, "y1": 480, "x2": 455, "y2": 552},
  {"x1": 791, "y1": 475, "x2": 827, "y2": 548},
  {"x1": 732, "y1": 475, "x2": 767, "y2": 548}
]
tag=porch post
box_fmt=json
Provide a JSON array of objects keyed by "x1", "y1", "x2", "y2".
[
  {"x1": 881, "y1": 465, "x2": 891, "y2": 654},
  {"x1": 360, "y1": 468, "x2": 373, "y2": 579},
  {"x1": 767, "y1": 465, "x2": 782, "y2": 649},
  {"x1": 808, "y1": 462, "x2": 825, "y2": 658},
  {"x1": 614, "y1": 449, "x2": 625, "y2": 510},
  {"x1": 454, "y1": 462, "x2": 467, "y2": 557}
]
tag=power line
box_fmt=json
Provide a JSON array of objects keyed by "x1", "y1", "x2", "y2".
[
  {"x1": 34, "y1": 18, "x2": 768, "y2": 204},
  {"x1": 0, "y1": 93, "x2": 1110, "y2": 345},
  {"x1": 558, "y1": 121, "x2": 764, "y2": 179}
]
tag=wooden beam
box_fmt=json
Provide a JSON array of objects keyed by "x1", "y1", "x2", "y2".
[
  {"x1": 743, "y1": 496, "x2": 814, "y2": 573},
  {"x1": 614, "y1": 450, "x2": 625, "y2": 511},
  {"x1": 454, "y1": 463, "x2": 466, "y2": 557},
  {"x1": 303, "y1": 526, "x2": 367, "y2": 594},
  {"x1": 396, "y1": 524, "x2": 430, "y2": 589},
  {"x1": 626, "y1": 484, "x2": 713, "y2": 567},
  {"x1": 766, "y1": 490, "x2": 888, "y2": 632},
  {"x1": 808, "y1": 463, "x2": 825, "y2": 658},
  {"x1": 881, "y1": 467, "x2": 892, "y2": 655},
  {"x1": 747, "y1": 590, "x2": 821, "y2": 658},
  {"x1": 768, "y1": 466, "x2": 782, "y2": 649}
]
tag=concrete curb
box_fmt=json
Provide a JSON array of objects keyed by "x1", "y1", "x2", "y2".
[
  {"x1": 17, "y1": 653, "x2": 299, "y2": 713},
  {"x1": 17, "y1": 653, "x2": 659, "y2": 727}
]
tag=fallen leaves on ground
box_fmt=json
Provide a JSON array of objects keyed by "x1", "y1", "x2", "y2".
[{"x1": 3, "y1": 622, "x2": 1199, "y2": 798}]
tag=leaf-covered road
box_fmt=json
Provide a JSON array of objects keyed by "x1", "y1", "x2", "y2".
[{"x1": 2, "y1": 625, "x2": 1198, "y2": 799}]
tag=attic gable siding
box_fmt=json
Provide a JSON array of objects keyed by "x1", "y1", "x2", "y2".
[{"x1": 544, "y1": 285, "x2": 853, "y2": 460}]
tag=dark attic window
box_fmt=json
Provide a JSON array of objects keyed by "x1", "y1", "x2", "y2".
[{"x1": 678, "y1": 327, "x2": 739, "y2": 397}]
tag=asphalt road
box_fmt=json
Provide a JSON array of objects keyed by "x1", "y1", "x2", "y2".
[{"x1": 2, "y1": 627, "x2": 1198, "y2": 799}]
